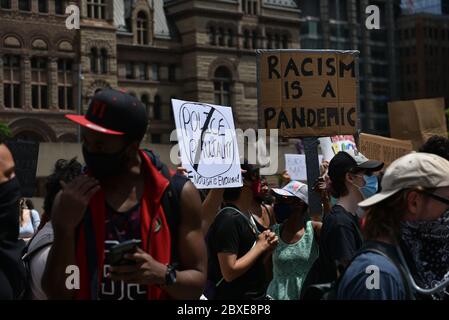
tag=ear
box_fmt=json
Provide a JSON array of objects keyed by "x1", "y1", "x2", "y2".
[{"x1": 404, "y1": 190, "x2": 420, "y2": 220}]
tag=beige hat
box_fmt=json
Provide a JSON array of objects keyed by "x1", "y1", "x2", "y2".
[{"x1": 359, "y1": 152, "x2": 449, "y2": 208}]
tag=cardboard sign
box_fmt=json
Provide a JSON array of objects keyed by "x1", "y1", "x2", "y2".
[
  {"x1": 257, "y1": 49, "x2": 359, "y2": 137},
  {"x1": 359, "y1": 133, "x2": 413, "y2": 168},
  {"x1": 319, "y1": 135, "x2": 357, "y2": 161},
  {"x1": 5, "y1": 140, "x2": 40, "y2": 197},
  {"x1": 388, "y1": 98, "x2": 448, "y2": 150},
  {"x1": 285, "y1": 154, "x2": 323, "y2": 181},
  {"x1": 172, "y1": 99, "x2": 242, "y2": 189}
]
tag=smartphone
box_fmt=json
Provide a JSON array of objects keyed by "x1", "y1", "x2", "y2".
[{"x1": 106, "y1": 239, "x2": 141, "y2": 266}]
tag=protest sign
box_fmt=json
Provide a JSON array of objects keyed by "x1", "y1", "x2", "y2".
[
  {"x1": 318, "y1": 135, "x2": 357, "y2": 161},
  {"x1": 359, "y1": 133, "x2": 413, "y2": 168},
  {"x1": 285, "y1": 154, "x2": 323, "y2": 181},
  {"x1": 257, "y1": 49, "x2": 359, "y2": 137},
  {"x1": 5, "y1": 140, "x2": 39, "y2": 197},
  {"x1": 388, "y1": 97, "x2": 448, "y2": 150},
  {"x1": 171, "y1": 99, "x2": 242, "y2": 189}
]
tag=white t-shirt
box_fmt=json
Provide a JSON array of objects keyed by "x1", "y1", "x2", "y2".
[{"x1": 27, "y1": 222, "x2": 53, "y2": 300}]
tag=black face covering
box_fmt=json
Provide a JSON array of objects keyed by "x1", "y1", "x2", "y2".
[
  {"x1": 82, "y1": 145, "x2": 129, "y2": 179},
  {"x1": 0, "y1": 177, "x2": 21, "y2": 242}
]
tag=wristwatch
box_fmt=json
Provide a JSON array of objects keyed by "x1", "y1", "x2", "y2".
[{"x1": 165, "y1": 264, "x2": 177, "y2": 286}]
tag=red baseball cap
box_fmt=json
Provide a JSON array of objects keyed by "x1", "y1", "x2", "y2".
[{"x1": 66, "y1": 88, "x2": 148, "y2": 138}]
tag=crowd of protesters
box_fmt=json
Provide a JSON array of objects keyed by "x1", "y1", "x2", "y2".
[{"x1": 0, "y1": 89, "x2": 448, "y2": 300}]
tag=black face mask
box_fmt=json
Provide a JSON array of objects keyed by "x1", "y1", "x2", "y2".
[
  {"x1": 82, "y1": 145, "x2": 129, "y2": 179},
  {"x1": 0, "y1": 177, "x2": 21, "y2": 242}
]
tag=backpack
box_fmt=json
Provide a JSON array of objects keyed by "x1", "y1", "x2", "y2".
[
  {"x1": 21, "y1": 230, "x2": 54, "y2": 299},
  {"x1": 301, "y1": 241, "x2": 414, "y2": 300}
]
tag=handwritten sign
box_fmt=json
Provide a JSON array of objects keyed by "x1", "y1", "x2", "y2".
[
  {"x1": 257, "y1": 49, "x2": 359, "y2": 137},
  {"x1": 319, "y1": 135, "x2": 357, "y2": 161},
  {"x1": 359, "y1": 133, "x2": 413, "y2": 168},
  {"x1": 6, "y1": 140, "x2": 40, "y2": 197},
  {"x1": 285, "y1": 154, "x2": 323, "y2": 181},
  {"x1": 172, "y1": 99, "x2": 242, "y2": 189}
]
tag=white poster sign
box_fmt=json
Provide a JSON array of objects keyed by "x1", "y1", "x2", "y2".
[
  {"x1": 285, "y1": 154, "x2": 323, "y2": 181},
  {"x1": 172, "y1": 99, "x2": 242, "y2": 189}
]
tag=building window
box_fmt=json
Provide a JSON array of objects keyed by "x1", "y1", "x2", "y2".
[
  {"x1": 227, "y1": 29, "x2": 234, "y2": 47},
  {"x1": 0, "y1": 0, "x2": 11, "y2": 9},
  {"x1": 55, "y1": 0, "x2": 66, "y2": 14},
  {"x1": 141, "y1": 94, "x2": 150, "y2": 117},
  {"x1": 18, "y1": 0, "x2": 30, "y2": 11},
  {"x1": 153, "y1": 95, "x2": 161, "y2": 120},
  {"x1": 275, "y1": 34, "x2": 280, "y2": 48},
  {"x1": 209, "y1": 26, "x2": 216, "y2": 45},
  {"x1": 137, "y1": 11, "x2": 148, "y2": 45},
  {"x1": 214, "y1": 66, "x2": 231, "y2": 106},
  {"x1": 152, "y1": 64, "x2": 159, "y2": 81},
  {"x1": 252, "y1": 31, "x2": 258, "y2": 49},
  {"x1": 31, "y1": 57, "x2": 48, "y2": 109},
  {"x1": 218, "y1": 28, "x2": 225, "y2": 46},
  {"x1": 243, "y1": 30, "x2": 250, "y2": 49},
  {"x1": 87, "y1": 0, "x2": 106, "y2": 19},
  {"x1": 138, "y1": 63, "x2": 148, "y2": 80},
  {"x1": 3, "y1": 55, "x2": 21, "y2": 108},
  {"x1": 282, "y1": 35, "x2": 289, "y2": 49},
  {"x1": 58, "y1": 59, "x2": 74, "y2": 110},
  {"x1": 100, "y1": 48, "x2": 108, "y2": 74},
  {"x1": 125, "y1": 62, "x2": 134, "y2": 79},
  {"x1": 243, "y1": 0, "x2": 258, "y2": 15},
  {"x1": 266, "y1": 33, "x2": 272, "y2": 49},
  {"x1": 38, "y1": 0, "x2": 48, "y2": 13},
  {"x1": 168, "y1": 64, "x2": 176, "y2": 82},
  {"x1": 90, "y1": 48, "x2": 98, "y2": 73}
]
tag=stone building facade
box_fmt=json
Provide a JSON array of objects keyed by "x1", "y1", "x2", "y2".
[{"x1": 0, "y1": 0, "x2": 301, "y2": 144}]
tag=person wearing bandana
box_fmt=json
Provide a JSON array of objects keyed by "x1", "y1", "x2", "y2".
[{"x1": 0, "y1": 139, "x2": 26, "y2": 299}]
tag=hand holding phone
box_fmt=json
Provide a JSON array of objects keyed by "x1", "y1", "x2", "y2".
[{"x1": 106, "y1": 239, "x2": 141, "y2": 266}]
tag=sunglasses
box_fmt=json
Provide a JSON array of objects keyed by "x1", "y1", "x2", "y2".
[{"x1": 421, "y1": 190, "x2": 449, "y2": 206}]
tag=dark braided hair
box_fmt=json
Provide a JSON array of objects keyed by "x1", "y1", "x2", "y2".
[{"x1": 43, "y1": 158, "x2": 83, "y2": 219}]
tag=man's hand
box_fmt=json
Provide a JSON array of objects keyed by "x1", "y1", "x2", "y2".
[
  {"x1": 256, "y1": 230, "x2": 278, "y2": 252},
  {"x1": 51, "y1": 175, "x2": 100, "y2": 234},
  {"x1": 108, "y1": 248, "x2": 167, "y2": 285}
]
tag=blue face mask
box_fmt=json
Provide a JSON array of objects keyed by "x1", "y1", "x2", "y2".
[
  {"x1": 357, "y1": 175, "x2": 378, "y2": 199},
  {"x1": 330, "y1": 196, "x2": 338, "y2": 206}
]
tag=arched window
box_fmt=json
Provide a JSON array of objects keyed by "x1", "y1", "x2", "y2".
[
  {"x1": 31, "y1": 57, "x2": 49, "y2": 109},
  {"x1": 209, "y1": 26, "x2": 216, "y2": 45},
  {"x1": 214, "y1": 67, "x2": 231, "y2": 106},
  {"x1": 3, "y1": 55, "x2": 21, "y2": 108},
  {"x1": 153, "y1": 95, "x2": 162, "y2": 120},
  {"x1": 137, "y1": 11, "x2": 148, "y2": 45},
  {"x1": 90, "y1": 48, "x2": 98, "y2": 73},
  {"x1": 87, "y1": 0, "x2": 106, "y2": 19},
  {"x1": 100, "y1": 48, "x2": 108, "y2": 74},
  {"x1": 243, "y1": 30, "x2": 250, "y2": 49}
]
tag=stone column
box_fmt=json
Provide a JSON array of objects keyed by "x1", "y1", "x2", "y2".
[
  {"x1": 0, "y1": 56, "x2": 4, "y2": 108},
  {"x1": 49, "y1": 57, "x2": 59, "y2": 110},
  {"x1": 22, "y1": 55, "x2": 31, "y2": 110}
]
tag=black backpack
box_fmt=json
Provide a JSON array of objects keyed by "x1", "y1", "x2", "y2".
[{"x1": 302, "y1": 241, "x2": 414, "y2": 300}]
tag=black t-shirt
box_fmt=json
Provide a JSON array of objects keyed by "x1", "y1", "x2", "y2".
[
  {"x1": 207, "y1": 206, "x2": 267, "y2": 300},
  {"x1": 316, "y1": 205, "x2": 364, "y2": 283}
]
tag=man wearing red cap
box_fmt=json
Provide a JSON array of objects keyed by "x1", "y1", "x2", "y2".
[{"x1": 42, "y1": 89, "x2": 207, "y2": 300}]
